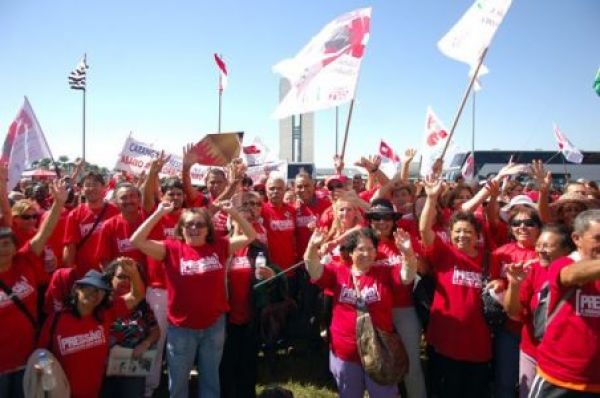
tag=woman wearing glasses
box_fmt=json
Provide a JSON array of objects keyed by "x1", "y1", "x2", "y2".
[
  {"x1": 130, "y1": 200, "x2": 256, "y2": 398},
  {"x1": 489, "y1": 208, "x2": 542, "y2": 398},
  {"x1": 367, "y1": 198, "x2": 425, "y2": 398}
]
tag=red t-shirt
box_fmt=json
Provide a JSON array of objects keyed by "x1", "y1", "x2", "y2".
[
  {"x1": 0, "y1": 244, "x2": 47, "y2": 373},
  {"x1": 517, "y1": 261, "x2": 550, "y2": 359},
  {"x1": 374, "y1": 239, "x2": 413, "y2": 308},
  {"x1": 39, "y1": 298, "x2": 129, "y2": 398},
  {"x1": 228, "y1": 247, "x2": 254, "y2": 325},
  {"x1": 295, "y1": 197, "x2": 331, "y2": 261},
  {"x1": 94, "y1": 211, "x2": 153, "y2": 271},
  {"x1": 63, "y1": 202, "x2": 120, "y2": 271},
  {"x1": 261, "y1": 202, "x2": 296, "y2": 271},
  {"x1": 491, "y1": 242, "x2": 538, "y2": 335},
  {"x1": 162, "y1": 238, "x2": 230, "y2": 329},
  {"x1": 40, "y1": 207, "x2": 70, "y2": 270},
  {"x1": 423, "y1": 236, "x2": 492, "y2": 362},
  {"x1": 145, "y1": 210, "x2": 183, "y2": 289},
  {"x1": 536, "y1": 256, "x2": 600, "y2": 392},
  {"x1": 43, "y1": 267, "x2": 84, "y2": 315},
  {"x1": 313, "y1": 263, "x2": 401, "y2": 363}
]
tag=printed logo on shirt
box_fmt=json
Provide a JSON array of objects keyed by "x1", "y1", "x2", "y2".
[
  {"x1": 180, "y1": 254, "x2": 222, "y2": 275},
  {"x1": 269, "y1": 219, "x2": 294, "y2": 231},
  {"x1": 575, "y1": 290, "x2": 600, "y2": 317},
  {"x1": 230, "y1": 256, "x2": 252, "y2": 270},
  {"x1": 80, "y1": 221, "x2": 104, "y2": 237},
  {"x1": 0, "y1": 276, "x2": 35, "y2": 308},
  {"x1": 296, "y1": 215, "x2": 316, "y2": 228},
  {"x1": 163, "y1": 227, "x2": 176, "y2": 238},
  {"x1": 452, "y1": 266, "x2": 483, "y2": 288},
  {"x1": 117, "y1": 238, "x2": 135, "y2": 253},
  {"x1": 58, "y1": 326, "x2": 106, "y2": 355},
  {"x1": 338, "y1": 283, "x2": 381, "y2": 305}
]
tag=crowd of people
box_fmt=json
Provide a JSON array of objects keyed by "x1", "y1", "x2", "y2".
[{"x1": 0, "y1": 146, "x2": 599, "y2": 398}]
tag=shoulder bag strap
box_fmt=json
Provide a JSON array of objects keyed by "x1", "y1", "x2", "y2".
[
  {"x1": 0, "y1": 279, "x2": 39, "y2": 339},
  {"x1": 76, "y1": 202, "x2": 108, "y2": 250},
  {"x1": 47, "y1": 311, "x2": 62, "y2": 351},
  {"x1": 546, "y1": 287, "x2": 576, "y2": 329}
]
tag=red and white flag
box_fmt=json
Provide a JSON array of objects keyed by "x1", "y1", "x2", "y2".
[
  {"x1": 272, "y1": 7, "x2": 371, "y2": 119},
  {"x1": 420, "y1": 107, "x2": 450, "y2": 176},
  {"x1": 554, "y1": 124, "x2": 583, "y2": 164},
  {"x1": 243, "y1": 136, "x2": 275, "y2": 167},
  {"x1": 214, "y1": 53, "x2": 228, "y2": 91},
  {"x1": 461, "y1": 152, "x2": 475, "y2": 181},
  {"x1": 379, "y1": 140, "x2": 400, "y2": 163},
  {"x1": 1, "y1": 97, "x2": 53, "y2": 190}
]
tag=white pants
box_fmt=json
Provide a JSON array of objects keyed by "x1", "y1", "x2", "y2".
[
  {"x1": 393, "y1": 307, "x2": 427, "y2": 398},
  {"x1": 145, "y1": 287, "x2": 168, "y2": 397}
]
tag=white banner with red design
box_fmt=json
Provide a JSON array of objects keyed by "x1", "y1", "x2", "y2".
[
  {"x1": 272, "y1": 7, "x2": 371, "y2": 119},
  {"x1": 378, "y1": 139, "x2": 400, "y2": 178},
  {"x1": 553, "y1": 124, "x2": 583, "y2": 164},
  {"x1": 115, "y1": 134, "x2": 210, "y2": 184},
  {"x1": 2, "y1": 97, "x2": 53, "y2": 191},
  {"x1": 420, "y1": 107, "x2": 450, "y2": 177}
]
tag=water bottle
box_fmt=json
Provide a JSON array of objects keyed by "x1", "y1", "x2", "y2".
[
  {"x1": 38, "y1": 351, "x2": 56, "y2": 391},
  {"x1": 255, "y1": 252, "x2": 267, "y2": 280}
]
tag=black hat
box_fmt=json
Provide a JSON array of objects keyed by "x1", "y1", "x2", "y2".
[
  {"x1": 75, "y1": 270, "x2": 112, "y2": 292},
  {"x1": 366, "y1": 199, "x2": 400, "y2": 221}
]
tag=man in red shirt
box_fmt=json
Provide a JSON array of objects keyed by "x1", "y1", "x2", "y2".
[
  {"x1": 63, "y1": 172, "x2": 119, "y2": 271},
  {"x1": 532, "y1": 209, "x2": 600, "y2": 397},
  {"x1": 294, "y1": 172, "x2": 331, "y2": 258}
]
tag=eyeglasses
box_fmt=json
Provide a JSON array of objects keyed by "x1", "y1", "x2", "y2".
[
  {"x1": 18, "y1": 214, "x2": 39, "y2": 221},
  {"x1": 510, "y1": 219, "x2": 538, "y2": 228},
  {"x1": 369, "y1": 214, "x2": 395, "y2": 222},
  {"x1": 242, "y1": 201, "x2": 261, "y2": 208},
  {"x1": 184, "y1": 221, "x2": 207, "y2": 229}
]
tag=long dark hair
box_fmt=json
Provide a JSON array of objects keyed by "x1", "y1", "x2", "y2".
[
  {"x1": 174, "y1": 207, "x2": 216, "y2": 244},
  {"x1": 67, "y1": 284, "x2": 112, "y2": 323}
]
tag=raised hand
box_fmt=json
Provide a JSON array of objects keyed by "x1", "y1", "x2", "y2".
[
  {"x1": 150, "y1": 150, "x2": 170, "y2": 175},
  {"x1": 404, "y1": 148, "x2": 417, "y2": 163},
  {"x1": 50, "y1": 178, "x2": 69, "y2": 206},
  {"x1": 308, "y1": 228, "x2": 326, "y2": 249},
  {"x1": 423, "y1": 174, "x2": 443, "y2": 197},
  {"x1": 156, "y1": 201, "x2": 174, "y2": 214},
  {"x1": 394, "y1": 228, "x2": 413, "y2": 256},
  {"x1": 182, "y1": 143, "x2": 199, "y2": 168},
  {"x1": 530, "y1": 160, "x2": 552, "y2": 191},
  {"x1": 484, "y1": 179, "x2": 501, "y2": 198}
]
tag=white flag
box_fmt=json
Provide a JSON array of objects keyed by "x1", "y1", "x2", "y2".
[
  {"x1": 1, "y1": 97, "x2": 53, "y2": 191},
  {"x1": 272, "y1": 8, "x2": 371, "y2": 119},
  {"x1": 553, "y1": 124, "x2": 583, "y2": 164},
  {"x1": 242, "y1": 136, "x2": 275, "y2": 167},
  {"x1": 420, "y1": 107, "x2": 450, "y2": 177},
  {"x1": 438, "y1": 0, "x2": 512, "y2": 87}
]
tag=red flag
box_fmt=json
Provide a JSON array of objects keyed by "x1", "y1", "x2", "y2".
[
  {"x1": 191, "y1": 132, "x2": 243, "y2": 166},
  {"x1": 2, "y1": 97, "x2": 53, "y2": 190},
  {"x1": 379, "y1": 140, "x2": 400, "y2": 163},
  {"x1": 214, "y1": 53, "x2": 228, "y2": 91},
  {"x1": 461, "y1": 152, "x2": 475, "y2": 181},
  {"x1": 243, "y1": 145, "x2": 261, "y2": 155}
]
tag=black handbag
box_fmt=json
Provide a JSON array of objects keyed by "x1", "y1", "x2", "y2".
[{"x1": 481, "y1": 252, "x2": 507, "y2": 329}]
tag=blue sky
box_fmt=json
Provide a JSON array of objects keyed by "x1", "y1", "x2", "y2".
[{"x1": 1, "y1": 0, "x2": 598, "y2": 169}]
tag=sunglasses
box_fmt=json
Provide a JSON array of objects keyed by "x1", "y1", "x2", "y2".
[
  {"x1": 18, "y1": 214, "x2": 39, "y2": 221},
  {"x1": 369, "y1": 214, "x2": 395, "y2": 222},
  {"x1": 510, "y1": 219, "x2": 538, "y2": 228},
  {"x1": 184, "y1": 221, "x2": 208, "y2": 230}
]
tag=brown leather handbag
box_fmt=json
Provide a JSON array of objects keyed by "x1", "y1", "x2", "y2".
[{"x1": 353, "y1": 275, "x2": 409, "y2": 385}]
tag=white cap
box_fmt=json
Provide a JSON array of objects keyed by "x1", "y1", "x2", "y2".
[{"x1": 500, "y1": 195, "x2": 537, "y2": 223}]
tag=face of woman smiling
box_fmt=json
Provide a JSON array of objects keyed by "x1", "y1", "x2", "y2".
[
  {"x1": 351, "y1": 236, "x2": 377, "y2": 271},
  {"x1": 450, "y1": 220, "x2": 477, "y2": 253},
  {"x1": 182, "y1": 214, "x2": 209, "y2": 245}
]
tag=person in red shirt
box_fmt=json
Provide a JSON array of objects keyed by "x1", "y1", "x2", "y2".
[
  {"x1": 294, "y1": 172, "x2": 331, "y2": 258},
  {"x1": 367, "y1": 199, "x2": 425, "y2": 398},
  {"x1": 0, "y1": 216, "x2": 61, "y2": 398},
  {"x1": 94, "y1": 183, "x2": 150, "y2": 270},
  {"x1": 130, "y1": 199, "x2": 256, "y2": 398},
  {"x1": 489, "y1": 207, "x2": 542, "y2": 398},
  {"x1": 305, "y1": 227, "x2": 416, "y2": 398},
  {"x1": 63, "y1": 172, "x2": 119, "y2": 271},
  {"x1": 529, "y1": 210, "x2": 600, "y2": 396},
  {"x1": 220, "y1": 192, "x2": 275, "y2": 398},
  {"x1": 419, "y1": 174, "x2": 493, "y2": 398},
  {"x1": 38, "y1": 260, "x2": 145, "y2": 398},
  {"x1": 502, "y1": 224, "x2": 575, "y2": 398}
]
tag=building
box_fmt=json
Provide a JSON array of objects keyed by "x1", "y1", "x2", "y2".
[{"x1": 278, "y1": 78, "x2": 314, "y2": 163}]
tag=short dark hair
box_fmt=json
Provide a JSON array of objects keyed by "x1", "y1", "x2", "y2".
[
  {"x1": 161, "y1": 177, "x2": 184, "y2": 194},
  {"x1": 541, "y1": 224, "x2": 576, "y2": 253},
  {"x1": 449, "y1": 211, "x2": 481, "y2": 235},
  {"x1": 340, "y1": 227, "x2": 379, "y2": 254},
  {"x1": 82, "y1": 171, "x2": 105, "y2": 186}
]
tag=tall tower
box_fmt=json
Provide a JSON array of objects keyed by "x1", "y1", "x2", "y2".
[{"x1": 278, "y1": 78, "x2": 314, "y2": 163}]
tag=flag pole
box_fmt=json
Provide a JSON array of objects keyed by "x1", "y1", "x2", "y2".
[
  {"x1": 218, "y1": 86, "x2": 222, "y2": 133},
  {"x1": 335, "y1": 106, "x2": 339, "y2": 155},
  {"x1": 82, "y1": 87, "x2": 86, "y2": 162},
  {"x1": 439, "y1": 48, "x2": 489, "y2": 161},
  {"x1": 471, "y1": 90, "x2": 476, "y2": 171},
  {"x1": 340, "y1": 99, "x2": 355, "y2": 161}
]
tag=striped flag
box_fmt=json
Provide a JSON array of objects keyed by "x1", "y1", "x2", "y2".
[
  {"x1": 554, "y1": 124, "x2": 583, "y2": 164},
  {"x1": 69, "y1": 54, "x2": 89, "y2": 90},
  {"x1": 594, "y1": 67, "x2": 600, "y2": 96},
  {"x1": 214, "y1": 53, "x2": 228, "y2": 91}
]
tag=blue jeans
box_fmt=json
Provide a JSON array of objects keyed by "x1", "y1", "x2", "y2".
[
  {"x1": 0, "y1": 370, "x2": 24, "y2": 398},
  {"x1": 329, "y1": 351, "x2": 399, "y2": 398},
  {"x1": 493, "y1": 328, "x2": 520, "y2": 398},
  {"x1": 166, "y1": 315, "x2": 226, "y2": 398}
]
